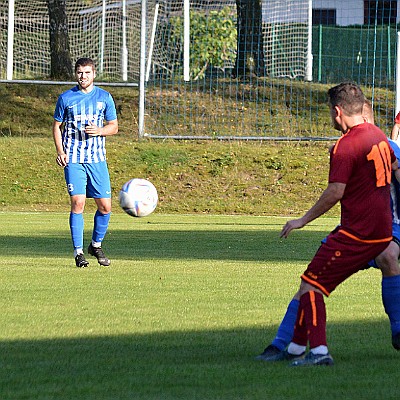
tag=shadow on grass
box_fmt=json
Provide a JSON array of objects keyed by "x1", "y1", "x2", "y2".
[
  {"x1": 1, "y1": 228, "x2": 327, "y2": 262},
  {"x1": 0, "y1": 321, "x2": 399, "y2": 400}
]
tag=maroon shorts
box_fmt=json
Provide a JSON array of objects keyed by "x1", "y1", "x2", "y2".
[{"x1": 302, "y1": 228, "x2": 391, "y2": 296}]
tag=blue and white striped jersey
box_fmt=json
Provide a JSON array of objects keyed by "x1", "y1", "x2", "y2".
[
  {"x1": 389, "y1": 139, "x2": 400, "y2": 227},
  {"x1": 54, "y1": 85, "x2": 117, "y2": 164}
]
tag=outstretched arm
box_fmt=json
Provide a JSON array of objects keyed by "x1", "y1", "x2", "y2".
[{"x1": 280, "y1": 182, "x2": 345, "y2": 238}]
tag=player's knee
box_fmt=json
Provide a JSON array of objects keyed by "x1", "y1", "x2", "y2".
[
  {"x1": 378, "y1": 247, "x2": 400, "y2": 276},
  {"x1": 97, "y1": 204, "x2": 111, "y2": 214},
  {"x1": 95, "y1": 198, "x2": 111, "y2": 214},
  {"x1": 70, "y1": 200, "x2": 85, "y2": 213}
]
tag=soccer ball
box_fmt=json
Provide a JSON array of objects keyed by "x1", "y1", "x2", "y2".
[{"x1": 119, "y1": 178, "x2": 158, "y2": 217}]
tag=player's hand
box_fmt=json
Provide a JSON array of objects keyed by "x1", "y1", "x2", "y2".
[
  {"x1": 395, "y1": 111, "x2": 400, "y2": 124},
  {"x1": 85, "y1": 121, "x2": 101, "y2": 136},
  {"x1": 56, "y1": 153, "x2": 67, "y2": 167},
  {"x1": 280, "y1": 219, "x2": 305, "y2": 238}
]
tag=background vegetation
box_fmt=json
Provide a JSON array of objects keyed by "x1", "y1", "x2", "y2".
[{"x1": 0, "y1": 83, "x2": 338, "y2": 217}]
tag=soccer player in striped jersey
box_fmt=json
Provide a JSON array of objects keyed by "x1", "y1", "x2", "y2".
[
  {"x1": 256, "y1": 84, "x2": 398, "y2": 366},
  {"x1": 52, "y1": 58, "x2": 118, "y2": 268}
]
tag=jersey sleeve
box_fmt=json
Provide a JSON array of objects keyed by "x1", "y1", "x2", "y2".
[
  {"x1": 104, "y1": 93, "x2": 117, "y2": 122},
  {"x1": 53, "y1": 95, "x2": 65, "y2": 122}
]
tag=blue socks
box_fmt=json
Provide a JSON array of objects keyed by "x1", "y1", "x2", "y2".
[
  {"x1": 382, "y1": 275, "x2": 400, "y2": 336},
  {"x1": 70, "y1": 211, "x2": 110, "y2": 254},
  {"x1": 70, "y1": 212, "x2": 84, "y2": 253},
  {"x1": 92, "y1": 210, "x2": 111, "y2": 244},
  {"x1": 272, "y1": 298, "x2": 300, "y2": 351}
]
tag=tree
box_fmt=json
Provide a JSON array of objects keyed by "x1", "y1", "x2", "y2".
[
  {"x1": 232, "y1": 0, "x2": 265, "y2": 79},
  {"x1": 170, "y1": 8, "x2": 237, "y2": 80},
  {"x1": 46, "y1": 0, "x2": 73, "y2": 80}
]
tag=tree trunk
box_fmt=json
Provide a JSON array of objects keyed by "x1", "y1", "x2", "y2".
[
  {"x1": 233, "y1": 0, "x2": 265, "y2": 79},
  {"x1": 46, "y1": 0, "x2": 73, "y2": 80}
]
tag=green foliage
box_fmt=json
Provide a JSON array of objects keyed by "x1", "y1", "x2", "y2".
[{"x1": 170, "y1": 7, "x2": 237, "y2": 80}]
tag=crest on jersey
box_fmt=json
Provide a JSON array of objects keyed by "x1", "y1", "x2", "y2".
[{"x1": 97, "y1": 102, "x2": 104, "y2": 110}]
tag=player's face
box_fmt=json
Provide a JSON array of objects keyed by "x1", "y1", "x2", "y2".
[{"x1": 75, "y1": 65, "x2": 96, "y2": 91}]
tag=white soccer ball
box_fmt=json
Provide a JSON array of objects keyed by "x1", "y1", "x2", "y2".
[{"x1": 119, "y1": 178, "x2": 158, "y2": 217}]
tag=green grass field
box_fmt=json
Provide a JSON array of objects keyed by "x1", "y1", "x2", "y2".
[
  {"x1": 1, "y1": 212, "x2": 400, "y2": 399},
  {"x1": 1, "y1": 81, "x2": 399, "y2": 398}
]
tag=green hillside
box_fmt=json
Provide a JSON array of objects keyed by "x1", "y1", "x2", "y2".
[{"x1": 0, "y1": 83, "x2": 338, "y2": 216}]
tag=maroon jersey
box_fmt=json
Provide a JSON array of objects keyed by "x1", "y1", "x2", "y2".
[{"x1": 329, "y1": 122, "x2": 394, "y2": 240}]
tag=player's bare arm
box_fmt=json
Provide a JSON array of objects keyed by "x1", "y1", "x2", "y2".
[
  {"x1": 391, "y1": 124, "x2": 400, "y2": 141},
  {"x1": 52, "y1": 120, "x2": 67, "y2": 167},
  {"x1": 280, "y1": 182, "x2": 345, "y2": 238},
  {"x1": 85, "y1": 119, "x2": 118, "y2": 137},
  {"x1": 391, "y1": 112, "x2": 400, "y2": 141},
  {"x1": 393, "y1": 159, "x2": 400, "y2": 183}
]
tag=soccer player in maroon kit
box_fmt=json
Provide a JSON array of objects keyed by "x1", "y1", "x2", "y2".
[{"x1": 278, "y1": 82, "x2": 398, "y2": 366}]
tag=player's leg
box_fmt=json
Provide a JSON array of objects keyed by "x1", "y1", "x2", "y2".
[
  {"x1": 289, "y1": 286, "x2": 333, "y2": 366},
  {"x1": 92, "y1": 199, "x2": 111, "y2": 245},
  {"x1": 256, "y1": 239, "x2": 332, "y2": 361},
  {"x1": 288, "y1": 231, "x2": 388, "y2": 366},
  {"x1": 65, "y1": 164, "x2": 89, "y2": 268},
  {"x1": 257, "y1": 239, "x2": 329, "y2": 362},
  {"x1": 255, "y1": 293, "x2": 300, "y2": 361},
  {"x1": 376, "y1": 238, "x2": 400, "y2": 349},
  {"x1": 86, "y1": 162, "x2": 112, "y2": 266}
]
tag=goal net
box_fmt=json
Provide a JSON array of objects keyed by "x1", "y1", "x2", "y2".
[
  {"x1": 0, "y1": 0, "x2": 143, "y2": 81},
  {"x1": 0, "y1": 0, "x2": 311, "y2": 82},
  {"x1": 147, "y1": 0, "x2": 311, "y2": 81},
  {"x1": 262, "y1": 0, "x2": 311, "y2": 79}
]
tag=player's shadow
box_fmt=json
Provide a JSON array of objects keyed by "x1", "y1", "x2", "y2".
[
  {"x1": 0, "y1": 228, "x2": 326, "y2": 262},
  {"x1": 0, "y1": 321, "x2": 398, "y2": 399}
]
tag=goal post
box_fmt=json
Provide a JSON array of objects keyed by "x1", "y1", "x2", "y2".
[
  {"x1": 0, "y1": 0, "x2": 312, "y2": 82},
  {"x1": 0, "y1": 0, "x2": 314, "y2": 140},
  {"x1": 396, "y1": 31, "x2": 400, "y2": 117},
  {"x1": 306, "y1": 0, "x2": 313, "y2": 81},
  {"x1": 6, "y1": 0, "x2": 15, "y2": 80},
  {"x1": 138, "y1": 0, "x2": 147, "y2": 139},
  {"x1": 0, "y1": 0, "x2": 144, "y2": 83}
]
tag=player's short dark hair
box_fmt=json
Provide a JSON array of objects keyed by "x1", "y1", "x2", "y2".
[
  {"x1": 328, "y1": 82, "x2": 365, "y2": 116},
  {"x1": 75, "y1": 57, "x2": 96, "y2": 72}
]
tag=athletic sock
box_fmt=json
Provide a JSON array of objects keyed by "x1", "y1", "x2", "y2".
[
  {"x1": 382, "y1": 275, "x2": 400, "y2": 336},
  {"x1": 291, "y1": 300, "x2": 308, "y2": 348},
  {"x1": 70, "y1": 212, "x2": 84, "y2": 253},
  {"x1": 272, "y1": 299, "x2": 300, "y2": 351},
  {"x1": 310, "y1": 345, "x2": 328, "y2": 355},
  {"x1": 74, "y1": 249, "x2": 84, "y2": 257},
  {"x1": 92, "y1": 210, "x2": 110, "y2": 244},
  {"x1": 287, "y1": 342, "x2": 306, "y2": 355},
  {"x1": 300, "y1": 291, "x2": 327, "y2": 349}
]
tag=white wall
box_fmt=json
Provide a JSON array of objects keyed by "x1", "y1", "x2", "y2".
[
  {"x1": 262, "y1": 1, "x2": 308, "y2": 23},
  {"x1": 313, "y1": 0, "x2": 364, "y2": 25},
  {"x1": 261, "y1": 0, "x2": 399, "y2": 26}
]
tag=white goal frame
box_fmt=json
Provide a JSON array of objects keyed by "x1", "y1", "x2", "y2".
[{"x1": 1, "y1": 0, "x2": 314, "y2": 140}]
